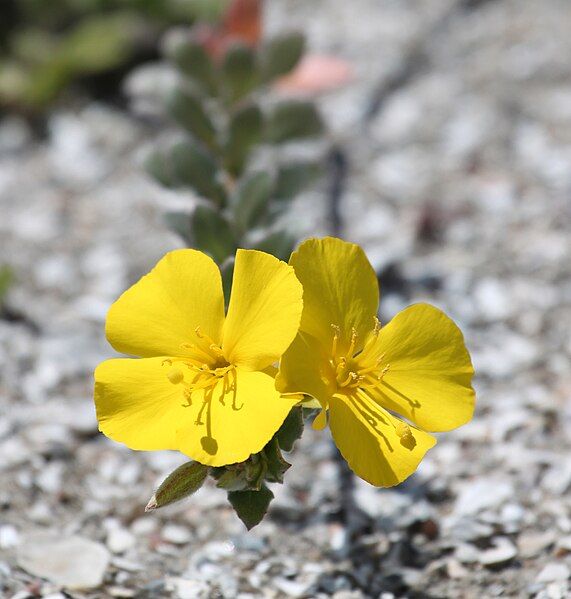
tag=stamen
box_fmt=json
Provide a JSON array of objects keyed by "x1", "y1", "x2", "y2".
[
  {"x1": 331, "y1": 324, "x2": 340, "y2": 357},
  {"x1": 346, "y1": 328, "x2": 357, "y2": 359},
  {"x1": 195, "y1": 327, "x2": 222, "y2": 352},
  {"x1": 338, "y1": 370, "x2": 355, "y2": 387},
  {"x1": 378, "y1": 364, "x2": 390, "y2": 379},
  {"x1": 373, "y1": 316, "x2": 381, "y2": 335}
]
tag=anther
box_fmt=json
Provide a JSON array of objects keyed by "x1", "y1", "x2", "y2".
[
  {"x1": 373, "y1": 317, "x2": 381, "y2": 335},
  {"x1": 167, "y1": 368, "x2": 184, "y2": 385}
]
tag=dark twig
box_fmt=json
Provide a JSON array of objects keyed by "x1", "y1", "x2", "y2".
[{"x1": 326, "y1": 145, "x2": 347, "y2": 237}]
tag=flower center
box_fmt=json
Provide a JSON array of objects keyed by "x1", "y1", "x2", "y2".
[
  {"x1": 162, "y1": 326, "x2": 242, "y2": 456},
  {"x1": 328, "y1": 319, "x2": 389, "y2": 393},
  {"x1": 327, "y1": 319, "x2": 414, "y2": 450}
]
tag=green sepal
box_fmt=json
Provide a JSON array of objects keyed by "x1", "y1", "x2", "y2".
[
  {"x1": 276, "y1": 406, "x2": 304, "y2": 452},
  {"x1": 275, "y1": 161, "x2": 322, "y2": 201},
  {"x1": 165, "y1": 34, "x2": 217, "y2": 95},
  {"x1": 167, "y1": 87, "x2": 217, "y2": 149},
  {"x1": 170, "y1": 140, "x2": 225, "y2": 204},
  {"x1": 214, "y1": 468, "x2": 250, "y2": 492},
  {"x1": 191, "y1": 204, "x2": 237, "y2": 264},
  {"x1": 263, "y1": 438, "x2": 291, "y2": 484},
  {"x1": 225, "y1": 103, "x2": 264, "y2": 176},
  {"x1": 145, "y1": 460, "x2": 208, "y2": 512},
  {"x1": 244, "y1": 453, "x2": 267, "y2": 491},
  {"x1": 228, "y1": 485, "x2": 274, "y2": 530},
  {"x1": 230, "y1": 171, "x2": 274, "y2": 232},
  {"x1": 266, "y1": 100, "x2": 324, "y2": 144},
  {"x1": 221, "y1": 42, "x2": 258, "y2": 104},
  {"x1": 261, "y1": 32, "x2": 305, "y2": 82}
]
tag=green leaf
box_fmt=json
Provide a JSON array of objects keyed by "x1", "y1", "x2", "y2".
[
  {"x1": 167, "y1": 88, "x2": 217, "y2": 148},
  {"x1": 228, "y1": 485, "x2": 274, "y2": 530},
  {"x1": 191, "y1": 204, "x2": 237, "y2": 264},
  {"x1": 261, "y1": 32, "x2": 305, "y2": 82},
  {"x1": 275, "y1": 161, "x2": 321, "y2": 200},
  {"x1": 165, "y1": 35, "x2": 217, "y2": 95},
  {"x1": 252, "y1": 231, "x2": 296, "y2": 262},
  {"x1": 163, "y1": 211, "x2": 192, "y2": 244},
  {"x1": 276, "y1": 407, "x2": 304, "y2": 452},
  {"x1": 221, "y1": 42, "x2": 258, "y2": 104},
  {"x1": 170, "y1": 140, "x2": 225, "y2": 203},
  {"x1": 62, "y1": 14, "x2": 142, "y2": 74},
  {"x1": 145, "y1": 149, "x2": 176, "y2": 188},
  {"x1": 231, "y1": 171, "x2": 273, "y2": 232},
  {"x1": 263, "y1": 438, "x2": 291, "y2": 484},
  {"x1": 0, "y1": 265, "x2": 14, "y2": 305},
  {"x1": 266, "y1": 101, "x2": 323, "y2": 144},
  {"x1": 225, "y1": 103, "x2": 264, "y2": 176},
  {"x1": 145, "y1": 460, "x2": 208, "y2": 511}
]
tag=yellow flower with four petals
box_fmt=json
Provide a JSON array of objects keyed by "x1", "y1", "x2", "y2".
[
  {"x1": 276, "y1": 237, "x2": 475, "y2": 487},
  {"x1": 94, "y1": 248, "x2": 303, "y2": 466}
]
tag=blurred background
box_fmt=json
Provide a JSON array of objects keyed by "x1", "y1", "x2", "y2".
[{"x1": 1, "y1": 0, "x2": 571, "y2": 597}]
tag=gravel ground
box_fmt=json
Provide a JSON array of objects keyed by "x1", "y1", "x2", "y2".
[{"x1": 2, "y1": 1, "x2": 571, "y2": 597}]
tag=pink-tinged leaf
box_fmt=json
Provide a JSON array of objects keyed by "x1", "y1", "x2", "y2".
[{"x1": 276, "y1": 55, "x2": 354, "y2": 95}]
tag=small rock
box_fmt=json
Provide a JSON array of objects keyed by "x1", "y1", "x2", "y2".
[
  {"x1": 17, "y1": 534, "x2": 110, "y2": 589},
  {"x1": 478, "y1": 537, "x2": 518, "y2": 567},
  {"x1": 446, "y1": 558, "x2": 469, "y2": 579},
  {"x1": 108, "y1": 587, "x2": 136, "y2": 598},
  {"x1": 107, "y1": 528, "x2": 136, "y2": 554},
  {"x1": 455, "y1": 479, "x2": 514, "y2": 515},
  {"x1": 162, "y1": 524, "x2": 191, "y2": 545},
  {"x1": 273, "y1": 578, "x2": 312, "y2": 598},
  {"x1": 474, "y1": 278, "x2": 513, "y2": 321},
  {"x1": 542, "y1": 462, "x2": 571, "y2": 495},
  {"x1": 0, "y1": 525, "x2": 20, "y2": 549},
  {"x1": 537, "y1": 563, "x2": 570, "y2": 584},
  {"x1": 455, "y1": 543, "x2": 480, "y2": 564},
  {"x1": 518, "y1": 531, "x2": 556, "y2": 558},
  {"x1": 168, "y1": 577, "x2": 210, "y2": 599}
]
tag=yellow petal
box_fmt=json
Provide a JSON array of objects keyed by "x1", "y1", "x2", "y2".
[
  {"x1": 106, "y1": 249, "x2": 225, "y2": 358},
  {"x1": 372, "y1": 304, "x2": 475, "y2": 432},
  {"x1": 94, "y1": 357, "x2": 187, "y2": 451},
  {"x1": 222, "y1": 249, "x2": 303, "y2": 371},
  {"x1": 329, "y1": 392, "x2": 436, "y2": 487},
  {"x1": 176, "y1": 368, "x2": 298, "y2": 466},
  {"x1": 290, "y1": 237, "x2": 379, "y2": 354},
  {"x1": 312, "y1": 409, "x2": 328, "y2": 430},
  {"x1": 276, "y1": 331, "x2": 334, "y2": 405}
]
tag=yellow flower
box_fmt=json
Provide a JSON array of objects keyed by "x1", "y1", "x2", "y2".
[
  {"x1": 276, "y1": 237, "x2": 475, "y2": 487},
  {"x1": 94, "y1": 248, "x2": 303, "y2": 467}
]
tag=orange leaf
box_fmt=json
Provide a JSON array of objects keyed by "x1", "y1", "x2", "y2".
[{"x1": 223, "y1": 0, "x2": 263, "y2": 47}]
